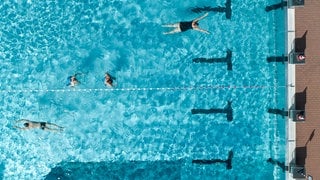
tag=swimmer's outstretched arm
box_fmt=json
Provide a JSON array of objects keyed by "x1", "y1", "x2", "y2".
[
  {"x1": 193, "y1": 12, "x2": 209, "y2": 22},
  {"x1": 46, "y1": 127, "x2": 64, "y2": 132},
  {"x1": 194, "y1": 27, "x2": 210, "y2": 34}
]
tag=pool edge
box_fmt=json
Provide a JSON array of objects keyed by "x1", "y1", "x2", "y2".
[{"x1": 285, "y1": 4, "x2": 296, "y2": 180}]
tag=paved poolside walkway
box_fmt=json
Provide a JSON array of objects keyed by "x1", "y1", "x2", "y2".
[{"x1": 294, "y1": 1, "x2": 320, "y2": 179}]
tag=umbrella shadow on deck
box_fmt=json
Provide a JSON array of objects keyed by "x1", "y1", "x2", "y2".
[
  {"x1": 295, "y1": 87, "x2": 307, "y2": 110},
  {"x1": 294, "y1": 31, "x2": 307, "y2": 53},
  {"x1": 292, "y1": 129, "x2": 315, "y2": 178}
]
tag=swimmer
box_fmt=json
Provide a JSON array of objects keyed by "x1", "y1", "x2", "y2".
[
  {"x1": 14, "y1": 119, "x2": 64, "y2": 132},
  {"x1": 67, "y1": 73, "x2": 80, "y2": 87},
  {"x1": 104, "y1": 72, "x2": 114, "y2": 87},
  {"x1": 162, "y1": 12, "x2": 210, "y2": 35}
]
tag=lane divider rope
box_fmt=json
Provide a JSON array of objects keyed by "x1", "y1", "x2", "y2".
[{"x1": 0, "y1": 85, "x2": 286, "y2": 93}]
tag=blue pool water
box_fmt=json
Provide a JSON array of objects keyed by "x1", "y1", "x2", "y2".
[{"x1": 0, "y1": 0, "x2": 287, "y2": 179}]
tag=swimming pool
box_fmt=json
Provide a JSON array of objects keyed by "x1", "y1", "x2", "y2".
[{"x1": 0, "y1": 0, "x2": 287, "y2": 179}]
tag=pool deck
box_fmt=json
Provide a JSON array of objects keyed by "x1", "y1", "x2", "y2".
[{"x1": 287, "y1": 0, "x2": 320, "y2": 179}]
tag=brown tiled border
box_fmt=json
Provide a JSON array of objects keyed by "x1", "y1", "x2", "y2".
[{"x1": 292, "y1": 0, "x2": 320, "y2": 179}]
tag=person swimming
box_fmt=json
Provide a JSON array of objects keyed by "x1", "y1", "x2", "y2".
[
  {"x1": 104, "y1": 72, "x2": 114, "y2": 87},
  {"x1": 162, "y1": 13, "x2": 210, "y2": 35},
  {"x1": 14, "y1": 119, "x2": 64, "y2": 132},
  {"x1": 67, "y1": 73, "x2": 80, "y2": 87}
]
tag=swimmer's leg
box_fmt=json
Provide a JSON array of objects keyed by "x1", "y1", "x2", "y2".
[
  {"x1": 163, "y1": 28, "x2": 181, "y2": 35},
  {"x1": 46, "y1": 123, "x2": 64, "y2": 132},
  {"x1": 162, "y1": 23, "x2": 179, "y2": 28}
]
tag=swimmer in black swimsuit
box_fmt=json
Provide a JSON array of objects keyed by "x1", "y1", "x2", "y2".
[
  {"x1": 104, "y1": 72, "x2": 114, "y2": 87},
  {"x1": 14, "y1": 119, "x2": 64, "y2": 132},
  {"x1": 162, "y1": 13, "x2": 210, "y2": 35},
  {"x1": 40, "y1": 122, "x2": 46, "y2": 130},
  {"x1": 67, "y1": 73, "x2": 81, "y2": 87}
]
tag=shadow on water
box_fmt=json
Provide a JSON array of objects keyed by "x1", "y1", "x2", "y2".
[
  {"x1": 192, "y1": 150, "x2": 233, "y2": 170},
  {"x1": 265, "y1": 0, "x2": 287, "y2": 12},
  {"x1": 267, "y1": 158, "x2": 287, "y2": 172},
  {"x1": 193, "y1": 50, "x2": 232, "y2": 70},
  {"x1": 266, "y1": 54, "x2": 288, "y2": 63},
  {"x1": 78, "y1": 48, "x2": 104, "y2": 72},
  {"x1": 0, "y1": 163, "x2": 4, "y2": 180},
  {"x1": 191, "y1": 0, "x2": 232, "y2": 19},
  {"x1": 267, "y1": 108, "x2": 288, "y2": 118},
  {"x1": 191, "y1": 101, "x2": 233, "y2": 121},
  {"x1": 77, "y1": 48, "x2": 127, "y2": 79},
  {"x1": 45, "y1": 160, "x2": 182, "y2": 180}
]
